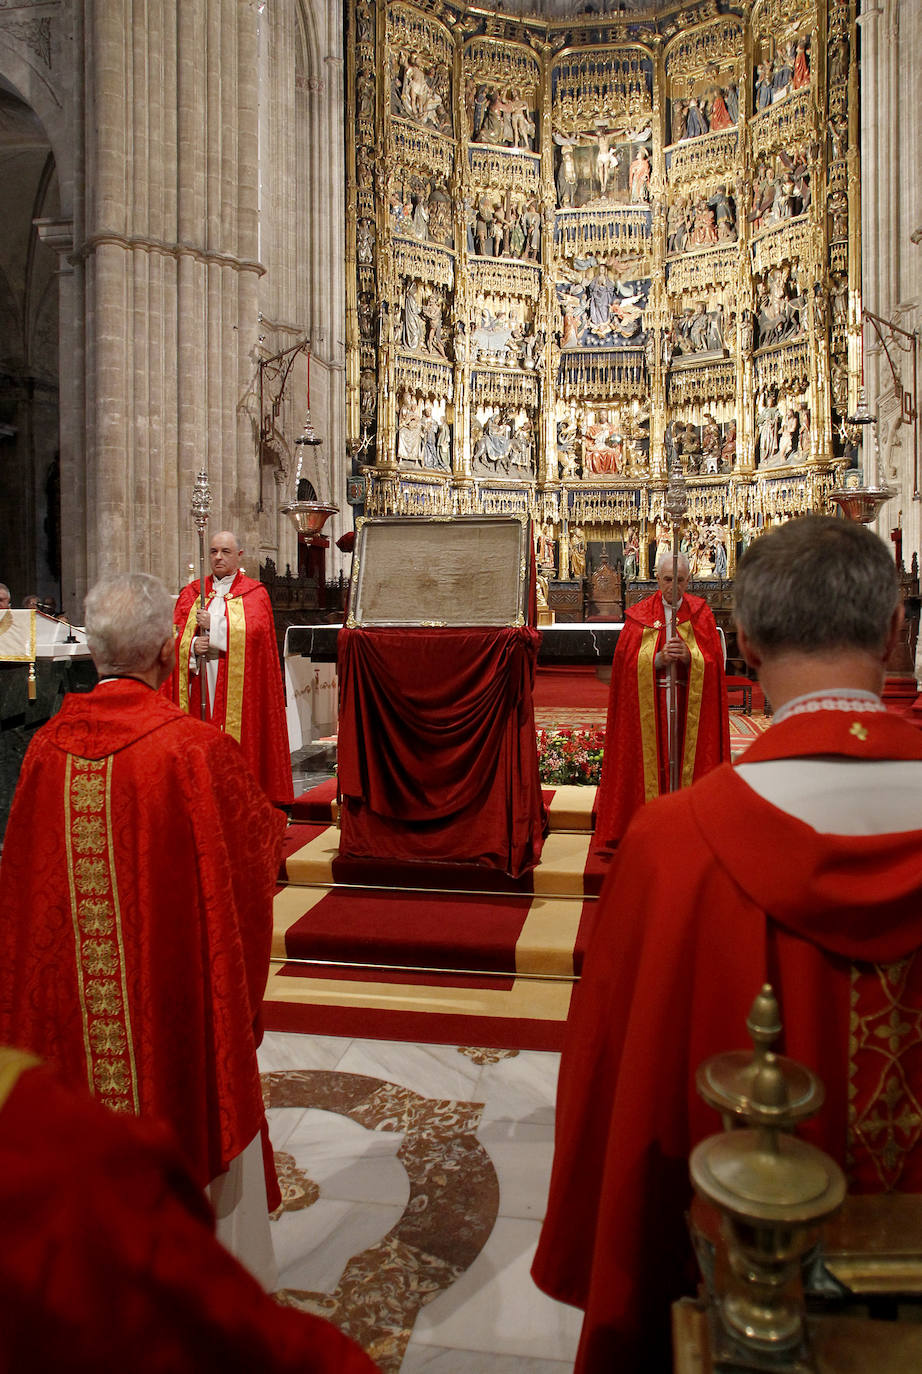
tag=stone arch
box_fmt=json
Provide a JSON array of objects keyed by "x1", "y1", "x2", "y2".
[{"x1": 0, "y1": 41, "x2": 73, "y2": 209}]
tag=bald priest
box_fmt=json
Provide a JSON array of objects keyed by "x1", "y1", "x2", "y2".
[
  {"x1": 593, "y1": 548, "x2": 729, "y2": 847},
  {"x1": 168, "y1": 530, "x2": 293, "y2": 805}
]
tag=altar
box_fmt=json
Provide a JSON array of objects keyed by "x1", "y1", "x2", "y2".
[
  {"x1": 0, "y1": 611, "x2": 95, "y2": 838},
  {"x1": 335, "y1": 516, "x2": 547, "y2": 877}
]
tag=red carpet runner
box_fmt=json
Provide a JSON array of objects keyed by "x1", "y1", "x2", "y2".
[
  {"x1": 268, "y1": 686, "x2": 771, "y2": 1050},
  {"x1": 265, "y1": 785, "x2": 605, "y2": 1050}
]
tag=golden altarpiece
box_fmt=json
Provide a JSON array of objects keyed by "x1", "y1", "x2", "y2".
[{"x1": 344, "y1": 0, "x2": 861, "y2": 590}]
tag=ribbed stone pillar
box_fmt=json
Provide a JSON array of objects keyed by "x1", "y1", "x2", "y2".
[
  {"x1": 860, "y1": 3, "x2": 920, "y2": 515},
  {"x1": 256, "y1": 0, "x2": 347, "y2": 575},
  {"x1": 81, "y1": 0, "x2": 263, "y2": 591}
]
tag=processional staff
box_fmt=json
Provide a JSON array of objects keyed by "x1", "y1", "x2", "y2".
[
  {"x1": 190, "y1": 468, "x2": 212, "y2": 721},
  {"x1": 664, "y1": 454, "x2": 688, "y2": 793}
]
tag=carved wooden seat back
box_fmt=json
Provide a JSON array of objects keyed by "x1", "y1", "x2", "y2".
[{"x1": 588, "y1": 553, "x2": 623, "y2": 620}]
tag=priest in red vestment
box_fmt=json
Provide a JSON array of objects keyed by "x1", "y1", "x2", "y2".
[
  {"x1": 0, "y1": 573, "x2": 287, "y2": 1285},
  {"x1": 533, "y1": 517, "x2": 922, "y2": 1374},
  {"x1": 0, "y1": 1047, "x2": 378, "y2": 1373},
  {"x1": 594, "y1": 548, "x2": 729, "y2": 847},
  {"x1": 168, "y1": 530, "x2": 293, "y2": 804}
]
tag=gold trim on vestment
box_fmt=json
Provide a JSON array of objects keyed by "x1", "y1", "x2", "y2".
[
  {"x1": 0, "y1": 1047, "x2": 41, "y2": 1112},
  {"x1": 637, "y1": 625, "x2": 661, "y2": 802},
  {"x1": 679, "y1": 620, "x2": 705, "y2": 788},
  {"x1": 847, "y1": 958, "x2": 922, "y2": 1189},
  {"x1": 224, "y1": 596, "x2": 246, "y2": 743},
  {"x1": 177, "y1": 596, "x2": 200, "y2": 715},
  {"x1": 64, "y1": 754, "x2": 139, "y2": 1114}
]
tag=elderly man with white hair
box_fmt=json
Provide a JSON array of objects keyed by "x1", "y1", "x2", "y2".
[
  {"x1": 0, "y1": 572, "x2": 286, "y2": 1288},
  {"x1": 167, "y1": 530, "x2": 293, "y2": 805},
  {"x1": 593, "y1": 545, "x2": 729, "y2": 846}
]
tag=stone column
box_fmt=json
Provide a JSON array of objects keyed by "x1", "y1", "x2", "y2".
[{"x1": 81, "y1": 0, "x2": 264, "y2": 592}]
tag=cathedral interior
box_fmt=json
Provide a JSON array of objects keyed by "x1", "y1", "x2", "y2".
[
  {"x1": 2, "y1": 1, "x2": 922, "y2": 1371},
  {"x1": 0, "y1": 0, "x2": 919, "y2": 617}
]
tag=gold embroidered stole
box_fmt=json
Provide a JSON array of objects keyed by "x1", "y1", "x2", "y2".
[
  {"x1": 177, "y1": 588, "x2": 247, "y2": 743},
  {"x1": 0, "y1": 1047, "x2": 41, "y2": 1112},
  {"x1": 64, "y1": 755, "x2": 139, "y2": 1114},
  {"x1": 224, "y1": 596, "x2": 246, "y2": 743},
  {"x1": 177, "y1": 596, "x2": 201, "y2": 714},
  {"x1": 636, "y1": 615, "x2": 706, "y2": 799},
  {"x1": 680, "y1": 621, "x2": 705, "y2": 787},
  {"x1": 636, "y1": 627, "x2": 661, "y2": 802}
]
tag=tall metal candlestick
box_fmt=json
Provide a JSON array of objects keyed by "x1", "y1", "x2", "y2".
[{"x1": 664, "y1": 454, "x2": 688, "y2": 792}]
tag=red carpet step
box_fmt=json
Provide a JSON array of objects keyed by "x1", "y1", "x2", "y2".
[
  {"x1": 265, "y1": 782, "x2": 605, "y2": 1049},
  {"x1": 279, "y1": 819, "x2": 611, "y2": 899},
  {"x1": 276, "y1": 884, "x2": 598, "y2": 979}
]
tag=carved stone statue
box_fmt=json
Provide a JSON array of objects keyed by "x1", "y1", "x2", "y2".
[
  {"x1": 402, "y1": 280, "x2": 424, "y2": 351},
  {"x1": 423, "y1": 292, "x2": 447, "y2": 358},
  {"x1": 569, "y1": 525, "x2": 586, "y2": 579},
  {"x1": 359, "y1": 368, "x2": 376, "y2": 422},
  {"x1": 757, "y1": 391, "x2": 781, "y2": 466},
  {"x1": 396, "y1": 392, "x2": 423, "y2": 464}
]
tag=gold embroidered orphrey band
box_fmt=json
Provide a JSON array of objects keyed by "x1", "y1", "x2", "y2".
[
  {"x1": 178, "y1": 591, "x2": 247, "y2": 743},
  {"x1": 64, "y1": 754, "x2": 139, "y2": 1115},
  {"x1": 636, "y1": 618, "x2": 705, "y2": 800}
]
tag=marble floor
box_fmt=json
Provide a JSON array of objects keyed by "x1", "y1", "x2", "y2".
[{"x1": 258, "y1": 1030, "x2": 581, "y2": 1373}]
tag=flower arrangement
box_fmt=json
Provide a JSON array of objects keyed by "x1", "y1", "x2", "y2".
[{"x1": 536, "y1": 726, "x2": 606, "y2": 786}]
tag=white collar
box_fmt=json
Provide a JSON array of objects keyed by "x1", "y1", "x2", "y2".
[
  {"x1": 773, "y1": 687, "x2": 885, "y2": 723},
  {"x1": 212, "y1": 573, "x2": 235, "y2": 593}
]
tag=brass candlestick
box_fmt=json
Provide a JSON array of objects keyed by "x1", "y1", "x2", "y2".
[
  {"x1": 696, "y1": 984, "x2": 823, "y2": 1134},
  {"x1": 691, "y1": 987, "x2": 846, "y2": 1369}
]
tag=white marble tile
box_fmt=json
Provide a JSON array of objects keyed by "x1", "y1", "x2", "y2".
[
  {"x1": 257, "y1": 1037, "x2": 575, "y2": 1370},
  {"x1": 399, "y1": 1348, "x2": 574, "y2": 1373},
  {"x1": 268, "y1": 1106, "x2": 409, "y2": 1207},
  {"x1": 476, "y1": 1119, "x2": 556, "y2": 1221},
  {"x1": 258, "y1": 1029, "x2": 353, "y2": 1073},
  {"x1": 407, "y1": 1217, "x2": 582, "y2": 1363},
  {"x1": 265, "y1": 1106, "x2": 314, "y2": 1152},
  {"x1": 273, "y1": 1197, "x2": 404, "y2": 1293},
  {"x1": 474, "y1": 1050, "x2": 561, "y2": 1127},
  {"x1": 335, "y1": 1038, "x2": 483, "y2": 1103}
]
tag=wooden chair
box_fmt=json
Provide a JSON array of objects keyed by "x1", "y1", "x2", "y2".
[{"x1": 587, "y1": 553, "x2": 623, "y2": 622}]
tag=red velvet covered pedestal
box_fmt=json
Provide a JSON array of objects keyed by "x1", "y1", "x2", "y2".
[{"x1": 337, "y1": 626, "x2": 547, "y2": 878}]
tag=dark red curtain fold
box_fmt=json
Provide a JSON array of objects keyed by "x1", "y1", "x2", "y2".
[{"x1": 337, "y1": 627, "x2": 546, "y2": 876}]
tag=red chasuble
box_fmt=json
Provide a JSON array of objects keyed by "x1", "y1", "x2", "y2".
[
  {"x1": 533, "y1": 708, "x2": 922, "y2": 1374},
  {"x1": 0, "y1": 1051, "x2": 378, "y2": 1373},
  {"x1": 594, "y1": 589, "x2": 729, "y2": 847},
  {"x1": 0, "y1": 681, "x2": 286, "y2": 1199},
  {"x1": 169, "y1": 573, "x2": 293, "y2": 804}
]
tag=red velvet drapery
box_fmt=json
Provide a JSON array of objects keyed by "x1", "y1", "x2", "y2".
[{"x1": 337, "y1": 626, "x2": 547, "y2": 876}]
